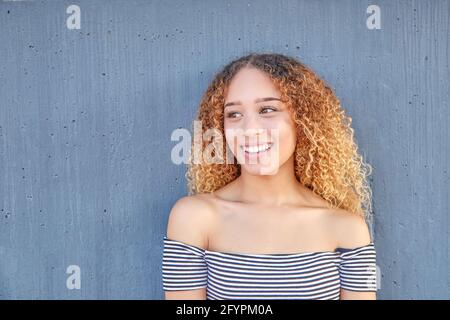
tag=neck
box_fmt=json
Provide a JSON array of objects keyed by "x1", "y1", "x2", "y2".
[{"x1": 235, "y1": 155, "x2": 304, "y2": 206}]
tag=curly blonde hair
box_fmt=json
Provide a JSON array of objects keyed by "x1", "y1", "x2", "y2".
[{"x1": 186, "y1": 52, "x2": 373, "y2": 220}]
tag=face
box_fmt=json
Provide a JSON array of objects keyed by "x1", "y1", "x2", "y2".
[{"x1": 223, "y1": 67, "x2": 297, "y2": 175}]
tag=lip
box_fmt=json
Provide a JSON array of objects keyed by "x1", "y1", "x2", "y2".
[
  {"x1": 240, "y1": 142, "x2": 273, "y2": 157},
  {"x1": 242, "y1": 142, "x2": 273, "y2": 148}
]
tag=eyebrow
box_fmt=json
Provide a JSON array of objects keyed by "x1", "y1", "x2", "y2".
[{"x1": 224, "y1": 97, "x2": 282, "y2": 108}]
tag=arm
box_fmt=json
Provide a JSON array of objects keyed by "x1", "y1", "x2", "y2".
[
  {"x1": 340, "y1": 289, "x2": 376, "y2": 300},
  {"x1": 333, "y1": 210, "x2": 377, "y2": 300},
  {"x1": 164, "y1": 195, "x2": 215, "y2": 300},
  {"x1": 165, "y1": 288, "x2": 206, "y2": 300}
]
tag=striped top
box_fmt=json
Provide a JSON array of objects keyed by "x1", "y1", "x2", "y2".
[{"x1": 162, "y1": 236, "x2": 377, "y2": 300}]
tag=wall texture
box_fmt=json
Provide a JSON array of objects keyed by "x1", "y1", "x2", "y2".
[{"x1": 0, "y1": 0, "x2": 448, "y2": 299}]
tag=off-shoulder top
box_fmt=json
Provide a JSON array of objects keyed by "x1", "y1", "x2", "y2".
[{"x1": 162, "y1": 236, "x2": 377, "y2": 300}]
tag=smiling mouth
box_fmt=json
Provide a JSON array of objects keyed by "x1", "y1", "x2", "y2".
[{"x1": 241, "y1": 142, "x2": 273, "y2": 154}]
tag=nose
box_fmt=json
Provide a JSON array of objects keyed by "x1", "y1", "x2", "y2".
[
  {"x1": 243, "y1": 113, "x2": 265, "y2": 133},
  {"x1": 242, "y1": 114, "x2": 266, "y2": 143}
]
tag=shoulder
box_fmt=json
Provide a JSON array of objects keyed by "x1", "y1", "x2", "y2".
[
  {"x1": 327, "y1": 208, "x2": 373, "y2": 249},
  {"x1": 166, "y1": 193, "x2": 217, "y2": 249}
]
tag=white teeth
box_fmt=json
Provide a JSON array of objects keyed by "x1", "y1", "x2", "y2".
[{"x1": 242, "y1": 143, "x2": 272, "y2": 153}]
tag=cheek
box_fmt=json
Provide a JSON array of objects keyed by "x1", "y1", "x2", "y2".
[
  {"x1": 276, "y1": 119, "x2": 297, "y2": 153},
  {"x1": 224, "y1": 126, "x2": 239, "y2": 154}
]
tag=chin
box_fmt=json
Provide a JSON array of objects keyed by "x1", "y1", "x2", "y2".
[{"x1": 240, "y1": 163, "x2": 280, "y2": 176}]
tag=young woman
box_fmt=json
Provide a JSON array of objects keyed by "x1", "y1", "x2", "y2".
[{"x1": 162, "y1": 53, "x2": 378, "y2": 300}]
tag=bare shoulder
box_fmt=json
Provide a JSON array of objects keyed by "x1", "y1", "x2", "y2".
[
  {"x1": 166, "y1": 193, "x2": 217, "y2": 249},
  {"x1": 327, "y1": 208, "x2": 373, "y2": 249}
]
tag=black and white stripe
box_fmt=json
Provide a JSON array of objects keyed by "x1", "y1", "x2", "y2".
[{"x1": 162, "y1": 236, "x2": 377, "y2": 300}]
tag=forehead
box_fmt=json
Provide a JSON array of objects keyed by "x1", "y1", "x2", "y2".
[{"x1": 225, "y1": 68, "x2": 280, "y2": 102}]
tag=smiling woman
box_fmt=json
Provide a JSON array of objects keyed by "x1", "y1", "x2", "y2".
[{"x1": 163, "y1": 52, "x2": 377, "y2": 300}]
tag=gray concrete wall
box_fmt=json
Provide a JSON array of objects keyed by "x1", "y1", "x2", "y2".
[{"x1": 0, "y1": 0, "x2": 448, "y2": 299}]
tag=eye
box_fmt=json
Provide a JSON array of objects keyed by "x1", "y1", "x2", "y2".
[
  {"x1": 226, "y1": 111, "x2": 242, "y2": 119},
  {"x1": 226, "y1": 106, "x2": 278, "y2": 119},
  {"x1": 260, "y1": 106, "x2": 278, "y2": 114}
]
